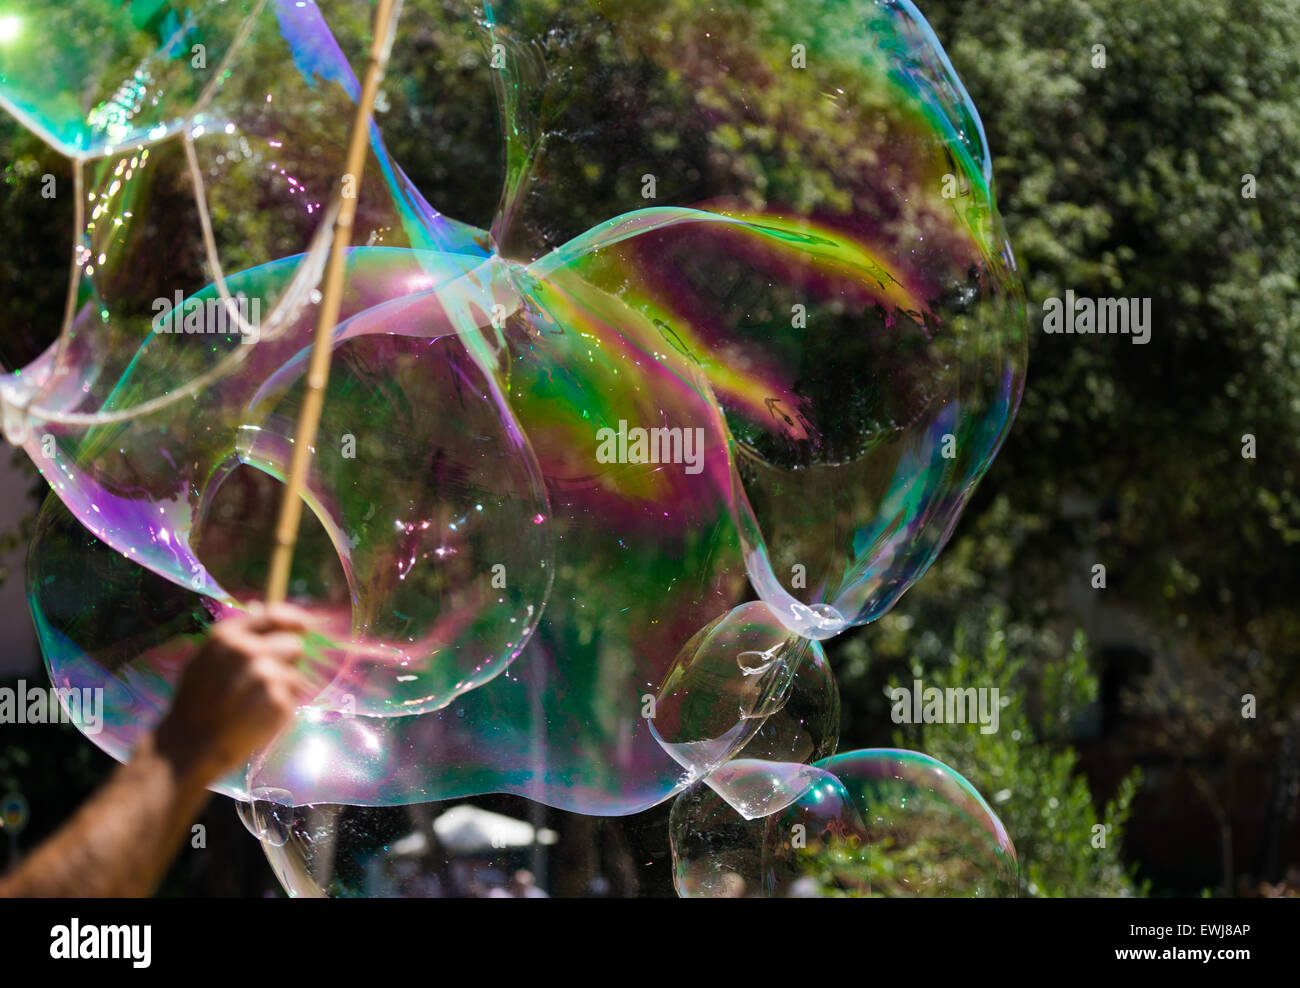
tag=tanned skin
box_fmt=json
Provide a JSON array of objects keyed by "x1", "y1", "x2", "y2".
[{"x1": 0, "y1": 603, "x2": 315, "y2": 897}]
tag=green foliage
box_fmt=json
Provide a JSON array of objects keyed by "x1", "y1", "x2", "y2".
[
  {"x1": 0, "y1": 128, "x2": 73, "y2": 370},
  {"x1": 822, "y1": 0, "x2": 1300, "y2": 896},
  {"x1": 886, "y1": 610, "x2": 1144, "y2": 897},
  {"x1": 914, "y1": 0, "x2": 1300, "y2": 678}
]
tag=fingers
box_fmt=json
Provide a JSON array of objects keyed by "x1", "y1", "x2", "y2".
[
  {"x1": 203, "y1": 616, "x2": 311, "y2": 688},
  {"x1": 249, "y1": 631, "x2": 310, "y2": 662},
  {"x1": 238, "y1": 660, "x2": 314, "y2": 713},
  {"x1": 158, "y1": 606, "x2": 325, "y2": 785},
  {"x1": 208, "y1": 606, "x2": 315, "y2": 661},
  {"x1": 242, "y1": 602, "x2": 317, "y2": 635},
  {"x1": 215, "y1": 669, "x2": 309, "y2": 755}
]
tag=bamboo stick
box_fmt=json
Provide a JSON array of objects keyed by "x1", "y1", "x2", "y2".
[{"x1": 265, "y1": 0, "x2": 400, "y2": 603}]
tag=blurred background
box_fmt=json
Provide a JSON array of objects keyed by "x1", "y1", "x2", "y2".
[{"x1": 0, "y1": 0, "x2": 1298, "y2": 897}]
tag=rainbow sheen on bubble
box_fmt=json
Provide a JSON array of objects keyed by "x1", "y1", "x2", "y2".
[
  {"x1": 0, "y1": 1, "x2": 259, "y2": 158},
  {"x1": 4, "y1": 0, "x2": 1027, "y2": 891},
  {"x1": 249, "y1": 602, "x2": 840, "y2": 898}
]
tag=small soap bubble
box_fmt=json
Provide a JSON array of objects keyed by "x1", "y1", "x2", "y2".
[
  {"x1": 672, "y1": 749, "x2": 1018, "y2": 897},
  {"x1": 250, "y1": 787, "x2": 296, "y2": 848}
]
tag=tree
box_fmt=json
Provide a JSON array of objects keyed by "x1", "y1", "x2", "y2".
[{"x1": 884, "y1": 610, "x2": 1143, "y2": 897}]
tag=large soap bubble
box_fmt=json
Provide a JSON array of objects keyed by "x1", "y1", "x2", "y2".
[
  {"x1": 11, "y1": 0, "x2": 547, "y2": 721},
  {"x1": 8, "y1": 0, "x2": 1027, "y2": 858},
  {"x1": 475, "y1": 0, "x2": 1029, "y2": 640}
]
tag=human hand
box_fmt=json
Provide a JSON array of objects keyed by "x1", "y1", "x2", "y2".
[{"x1": 155, "y1": 603, "x2": 317, "y2": 787}]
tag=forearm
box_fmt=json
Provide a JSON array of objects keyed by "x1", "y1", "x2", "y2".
[
  {"x1": 0, "y1": 604, "x2": 313, "y2": 898},
  {"x1": 0, "y1": 732, "x2": 214, "y2": 898}
]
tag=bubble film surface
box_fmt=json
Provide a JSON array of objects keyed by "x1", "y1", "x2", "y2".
[
  {"x1": 671, "y1": 766, "x2": 864, "y2": 898},
  {"x1": 253, "y1": 593, "x2": 842, "y2": 896},
  {"x1": 249, "y1": 802, "x2": 481, "y2": 899},
  {"x1": 5, "y1": 0, "x2": 1027, "y2": 890}
]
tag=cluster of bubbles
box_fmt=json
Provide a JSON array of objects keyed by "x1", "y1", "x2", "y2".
[{"x1": 0, "y1": 0, "x2": 1026, "y2": 895}]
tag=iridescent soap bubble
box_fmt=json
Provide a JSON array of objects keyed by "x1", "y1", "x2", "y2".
[
  {"x1": 0, "y1": 1, "x2": 258, "y2": 158},
  {"x1": 25, "y1": 270, "x2": 554, "y2": 721},
  {"x1": 693, "y1": 620, "x2": 841, "y2": 819},
  {"x1": 672, "y1": 749, "x2": 1016, "y2": 897},
  {"x1": 11, "y1": 0, "x2": 1026, "y2": 830},
  {"x1": 792, "y1": 749, "x2": 1018, "y2": 896},
  {"x1": 649, "y1": 601, "x2": 809, "y2": 787},
  {"x1": 670, "y1": 780, "x2": 773, "y2": 898},
  {"x1": 669, "y1": 632, "x2": 843, "y2": 894},
  {"x1": 479, "y1": 0, "x2": 1029, "y2": 640}
]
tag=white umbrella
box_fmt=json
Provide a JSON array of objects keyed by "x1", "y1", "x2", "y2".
[{"x1": 432, "y1": 805, "x2": 558, "y2": 855}]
